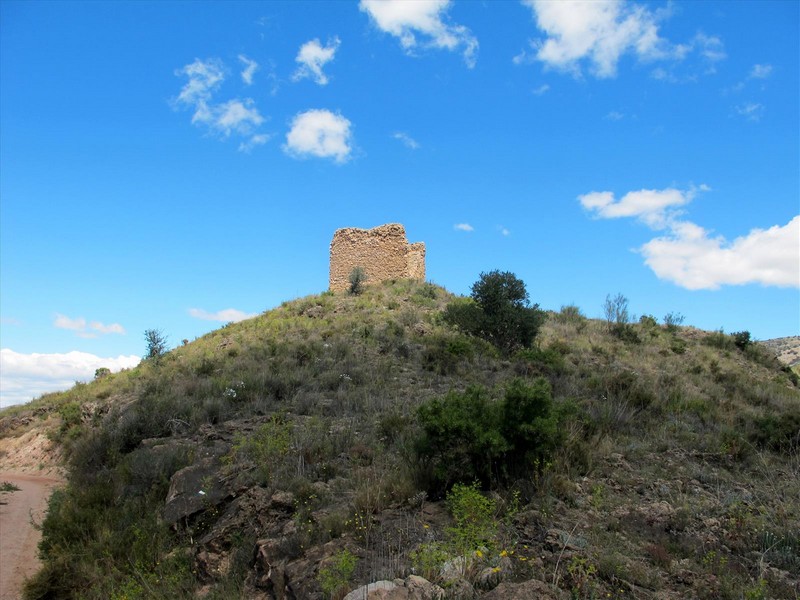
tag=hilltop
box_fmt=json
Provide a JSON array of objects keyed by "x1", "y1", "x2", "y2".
[{"x1": 1, "y1": 279, "x2": 798, "y2": 600}]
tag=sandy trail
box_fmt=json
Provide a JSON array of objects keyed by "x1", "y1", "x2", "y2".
[{"x1": 0, "y1": 472, "x2": 62, "y2": 600}]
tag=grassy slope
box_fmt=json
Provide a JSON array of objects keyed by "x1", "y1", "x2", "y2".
[{"x1": 2, "y1": 280, "x2": 798, "y2": 599}]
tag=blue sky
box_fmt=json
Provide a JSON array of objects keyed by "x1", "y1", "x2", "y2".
[{"x1": 1, "y1": 0, "x2": 798, "y2": 407}]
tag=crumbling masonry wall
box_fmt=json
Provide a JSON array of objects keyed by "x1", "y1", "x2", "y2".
[{"x1": 329, "y1": 223, "x2": 426, "y2": 292}]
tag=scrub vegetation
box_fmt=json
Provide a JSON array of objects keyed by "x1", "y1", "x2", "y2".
[{"x1": 2, "y1": 277, "x2": 798, "y2": 599}]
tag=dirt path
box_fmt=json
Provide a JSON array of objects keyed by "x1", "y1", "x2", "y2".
[{"x1": 0, "y1": 472, "x2": 62, "y2": 600}]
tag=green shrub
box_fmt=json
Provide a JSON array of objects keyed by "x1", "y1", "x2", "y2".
[
  {"x1": 446, "y1": 481, "x2": 497, "y2": 555},
  {"x1": 410, "y1": 541, "x2": 451, "y2": 581},
  {"x1": 705, "y1": 330, "x2": 735, "y2": 351},
  {"x1": 747, "y1": 410, "x2": 800, "y2": 455},
  {"x1": 663, "y1": 312, "x2": 685, "y2": 332},
  {"x1": 514, "y1": 346, "x2": 566, "y2": 375},
  {"x1": 731, "y1": 330, "x2": 752, "y2": 351},
  {"x1": 414, "y1": 379, "x2": 560, "y2": 493},
  {"x1": 639, "y1": 314, "x2": 658, "y2": 328},
  {"x1": 317, "y1": 549, "x2": 357, "y2": 599},
  {"x1": 443, "y1": 271, "x2": 546, "y2": 355},
  {"x1": 557, "y1": 304, "x2": 585, "y2": 324},
  {"x1": 415, "y1": 387, "x2": 507, "y2": 492},
  {"x1": 349, "y1": 267, "x2": 367, "y2": 295}
]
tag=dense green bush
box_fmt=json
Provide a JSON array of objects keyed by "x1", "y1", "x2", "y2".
[
  {"x1": 414, "y1": 378, "x2": 560, "y2": 494},
  {"x1": 732, "y1": 330, "x2": 752, "y2": 351},
  {"x1": 443, "y1": 270, "x2": 545, "y2": 355}
]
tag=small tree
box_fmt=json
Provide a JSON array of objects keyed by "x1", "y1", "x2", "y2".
[
  {"x1": 348, "y1": 266, "x2": 367, "y2": 295},
  {"x1": 603, "y1": 293, "x2": 630, "y2": 328},
  {"x1": 443, "y1": 270, "x2": 545, "y2": 354},
  {"x1": 144, "y1": 329, "x2": 168, "y2": 360},
  {"x1": 732, "y1": 330, "x2": 752, "y2": 351}
]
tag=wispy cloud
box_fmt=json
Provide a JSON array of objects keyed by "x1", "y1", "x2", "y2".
[
  {"x1": 605, "y1": 111, "x2": 624, "y2": 121},
  {"x1": 194, "y1": 98, "x2": 265, "y2": 137},
  {"x1": 188, "y1": 308, "x2": 257, "y2": 323},
  {"x1": 283, "y1": 109, "x2": 353, "y2": 163},
  {"x1": 175, "y1": 58, "x2": 225, "y2": 106},
  {"x1": 174, "y1": 58, "x2": 268, "y2": 149},
  {"x1": 454, "y1": 223, "x2": 474, "y2": 232},
  {"x1": 238, "y1": 133, "x2": 270, "y2": 153},
  {"x1": 292, "y1": 37, "x2": 340, "y2": 85},
  {"x1": 498, "y1": 226, "x2": 510, "y2": 236},
  {"x1": 749, "y1": 63, "x2": 773, "y2": 79},
  {"x1": 531, "y1": 84, "x2": 550, "y2": 96},
  {"x1": 54, "y1": 314, "x2": 125, "y2": 338},
  {"x1": 393, "y1": 132, "x2": 420, "y2": 149},
  {"x1": 580, "y1": 185, "x2": 799, "y2": 290},
  {"x1": 238, "y1": 54, "x2": 259, "y2": 85},
  {"x1": 735, "y1": 102, "x2": 764, "y2": 122},
  {"x1": 521, "y1": 0, "x2": 724, "y2": 80},
  {"x1": 360, "y1": 0, "x2": 478, "y2": 68},
  {"x1": 0, "y1": 349, "x2": 140, "y2": 408}
]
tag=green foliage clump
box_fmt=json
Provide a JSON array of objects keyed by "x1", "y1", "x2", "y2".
[
  {"x1": 144, "y1": 328, "x2": 168, "y2": 360},
  {"x1": 663, "y1": 312, "x2": 685, "y2": 332},
  {"x1": 229, "y1": 415, "x2": 291, "y2": 483},
  {"x1": 317, "y1": 549, "x2": 357, "y2": 599},
  {"x1": 732, "y1": 330, "x2": 752, "y2": 351},
  {"x1": 414, "y1": 378, "x2": 559, "y2": 493},
  {"x1": 410, "y1": 541, "x2": 450, "y2": 581},
  {"x1": 348, "y1": 266, "x2": 367, "y2": 295},
  {"x1": 443, "y1": 270, "x2": 546, "y2": 355},
  {"x1": 445, "y1": 481, "x2": 497, "y2": 555}
]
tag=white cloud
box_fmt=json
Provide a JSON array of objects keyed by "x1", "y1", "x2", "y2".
[
  {"x1": 174, "y1": 58, "x2": 267, "y2": 148},
  {"x1": 736, "y1": 102, "x2": 764, "y2": 122},
  {"x1": 194, "y1": 98, "x2": 265, "y2": 137},
  {"x1": 0, "y1": 349, "x2": 140, "y2": 408},
  {"x1": 175, "y1": 58, "x2": 225, "y2": 106},
  {"x1": 522, "y1": 1, "x2": 724, "y2": 79},
  {"x1": 283, "y1": 109, "x2": 353, "y2": 163},
  {"x1": 238, "y1": 54, "x2": 259, "y2": 85},
  {"x1": 188, "y1": 308, "x2": 258, "y2": 323},
  {"x1": 359, "y1": 0, "x2": 478, "y2": 68},
  {"x1": 499, "y1": 226, "x2": 511, "y2": 236},
  {"x1": 750, "y1": 63, "x2": 773, "y2": 79},
  {"x1": 393, "y1": 132, "x2": 420, "y2": 149},
  {"x1": 90, "y1": 321, "x2": 126, "y2": 335},
  {"x1": 54, "y1": 314, "x2": 86, "y2": 331},
  {"x1": 641, "y1": 216, "x2": 800, "y2": 290},
  {"x1": 292, "y1": 37, "x2": 340, "y2": 85},
  {"x1": 523, "y1": 0, "x2": 666, "y2": 78},
  {"x1": 238, "y1": 133, "x2": 270, "y2": 153},
  {"x1": 605, "y1": 110, "x2": 624, "y2": 121},
  {"x1": 531, "y1": 83, "x2": 550, "y2": 95},
  {"x1": 579, "y1": 187, "x2": 698, "y2": 228},
  {"x1": 579, "y1": 185, "x2": 799, "y2": 290},
  {"x1": 454, "y1": 223, "x2": 474, "y2": 232},
  {"x1": 54, "y1": 314, "x2": 125, "y2": 338}
]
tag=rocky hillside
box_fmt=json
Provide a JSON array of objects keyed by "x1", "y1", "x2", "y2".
[
  {"x1": 2, "y1": 280, "x2": 798, "y2": 600},
  {"x1": 761, "y1": 336, "x2": 800, "y2": 368}
]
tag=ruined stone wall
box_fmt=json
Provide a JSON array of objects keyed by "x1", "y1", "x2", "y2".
[
  {"x1": 406, "y1": 242, "x2": 426, "y2": 281},
  {"x1": 329, "y1": 223, "x2": 426, "y2": 292}
]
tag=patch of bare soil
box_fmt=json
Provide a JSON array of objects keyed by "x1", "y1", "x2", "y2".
[
  {"x1": 0, "y1": 429, "x2": 63, "y2": 478},
  {"x1": 0, "y1": 472, "x2": 63, "y2": 600}
]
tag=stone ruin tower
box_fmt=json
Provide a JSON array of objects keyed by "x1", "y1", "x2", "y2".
[{"x1": 329, "y1": 223, "x2": 426, "y2": 292}]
